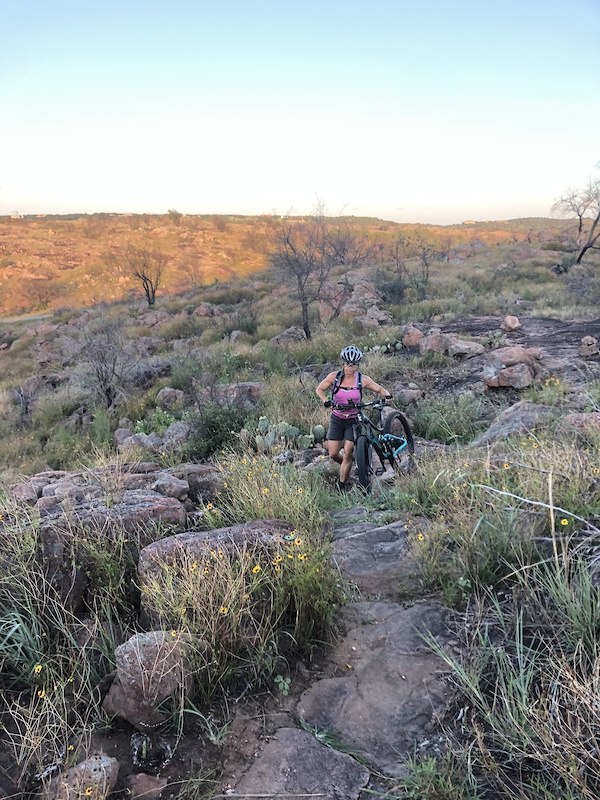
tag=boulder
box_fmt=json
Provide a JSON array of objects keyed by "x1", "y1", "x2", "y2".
[
  {"x1": 484, "y1": 361, "x2": 535, "y2": 389},
  {"x1": 482, "y1": 345, "x2": 543, "y2": 388},
  {"x1": 500, "y1": 315, "x2": 522, "y2": 331},
  {"x1": 269, "y1": 326, "x2": 306, "y2": 346},
  {"x1": 139, "y1": 519, "x2": 295, "y2": 582},
  {"x1": 102, "y1": 631, "x2": 204, "y2": 730},
  {"x1": 401, "y1": 324, "x2": 425, "y2": 347},
  {"x1": 579, "y1": 336, "x2": 600, "y2": 358},
  {"x1": 231, "y1": 728, "x2": 369, "y2": 799},
  {"x1": 151, "y1": 473, "x2": 189, "y2": 501},
  {"x1": 155, "y1": 387, "x2": 185, "y2": 409},
  {"x1": 557, "y1": 412, "x2": 600, "y2": 440},
  {"x1": 446, "y1": 338, "x2": 485, "y2": 358},
  {"x1": 162, "y1": 420, "x2": 191, "y2": 450},
  {"x1": 297, "y1": 602, "x2": 449, "y2": 776},
  {"x1": 51, "y1": 753, "x2": 119, "y2": 800},
  {"x1": 470, "y1": 400, "x2": 557, "y2": 446},
  {"x1": 199, "y1": 381, "x2": 265, "y2": 410},
  {"x1": 419, "y1": 333, "x2": 449, "y2": 354}
]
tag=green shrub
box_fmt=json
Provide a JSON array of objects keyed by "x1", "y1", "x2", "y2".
[
  {"x1": 260, "y1": 375, "x2": 321, "y2": 431},
  {"x1": 159, "y1": 314, "x2": 207, "y2": 341},
  {"x1": 91, "y1": 408, "x2": 114, "y2": 447},
  {"x1": 43, "y1": 426, "x2": 89, "y2": 469},
  {"x1": 30, "y1": 388, "x2": 85, "y2": 431},
  {"x1": 411, "y1": 394, "x2": 491, "y2": 444},
  {"x1": 185, "y1": 403, "x2": 250, "y2": 461},
  {"x1": 169, "y1": 356, "x2": 200, "y2": 392},
  {"x1": 135, "y1": 408, "x2": 177, "y2": 434},
  {"x1": 540, "y1": 241, "x2": 575, "y2": 252}
]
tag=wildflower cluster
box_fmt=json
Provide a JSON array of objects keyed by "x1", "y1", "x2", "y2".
[{"x1": 206, "y1": 450, "x2": 324, "y2": 531}]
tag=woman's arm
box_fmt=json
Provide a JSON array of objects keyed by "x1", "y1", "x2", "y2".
[
  {"x1": 316, "y1": 372, "x2": 337, "y2": 403},
  {"x1": 362, "y1": 375, "x2": 392, "y2": 400}
]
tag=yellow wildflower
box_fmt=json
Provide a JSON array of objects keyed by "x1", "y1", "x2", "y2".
[
  {"x1": 560, "y1": 518, "x2": 569, "y2": 526},
  {"x1": 252, "y1": 565, "x2": 261, "y2": 574},
  {"x1": 34, "y1": 664, "x2": 43, "y2": 674},
  {"x1": 219, "y1": 606, "x2": 228, "y2": 615}
]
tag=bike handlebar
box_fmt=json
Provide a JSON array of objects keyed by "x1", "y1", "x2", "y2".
[{"x1": 332, "y1": 400, "x2": 389, "y2": 411}]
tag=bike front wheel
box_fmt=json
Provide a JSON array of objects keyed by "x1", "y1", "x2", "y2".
[
  {"x1": 355, "y1": 434, "x2": 373, "y2": 492},
  {"x1": 382, "y1": 411, "x2": 415, "y2": 472}
]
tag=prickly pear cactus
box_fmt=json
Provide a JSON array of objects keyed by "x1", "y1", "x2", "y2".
[
  {"x1": 312, "y1": 424, "x2": 326, "y2": 443},
  {"x1": 257, "y1": 416, "x2": 270, "y2": 434}
]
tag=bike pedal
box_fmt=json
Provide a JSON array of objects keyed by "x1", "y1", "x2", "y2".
[{"x1": 375, "y1": 467, "x2": 385, "y2": 476}]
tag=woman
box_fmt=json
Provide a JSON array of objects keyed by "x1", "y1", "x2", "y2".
[{"x1": 316, "y1": 345, "x2": 392, "y2": 491}]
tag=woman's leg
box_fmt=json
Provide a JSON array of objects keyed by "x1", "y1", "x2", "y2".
[
  {"x1": 327, "y1": 439, "x2": 343, "y2": 464},
  {"x1": 339, "y1": 439, "x2": 355, "y2": 483}
]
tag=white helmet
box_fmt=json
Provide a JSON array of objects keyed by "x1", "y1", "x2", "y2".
[{"x1": 340, "y1": 345, "x2": 363, "y2": 364}]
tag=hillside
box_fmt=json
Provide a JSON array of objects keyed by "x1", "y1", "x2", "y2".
[
  {"x1": 1, "y1": 299, "x2": 600, "y2": 798},
  {"x1": 1, "y1": 218, "x2": 600, "y2": 798},
  {"x1": 0, "y1": 213, "x2": 575, "y2": 317}
]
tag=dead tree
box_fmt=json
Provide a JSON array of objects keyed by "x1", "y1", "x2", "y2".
[
  {"x1": 552, "y1": 171, "x2": 600, "y2": 265},
  {"x1": 124, "y1": 247, "x2": 168, "y2": 306},
  {"x1": 270, "y1": 207, "x2": 331, "y2": 340}
]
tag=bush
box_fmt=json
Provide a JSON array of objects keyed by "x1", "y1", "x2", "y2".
[
  {"x1": 260, "y1": 375, "x2": 321, "y2": 431},
  {"x1": 185, "y1": 402, "x2": 250, "y2": 461},
  {"x1": 411, "y1": 394, "x2": 490, "y2": 444}
]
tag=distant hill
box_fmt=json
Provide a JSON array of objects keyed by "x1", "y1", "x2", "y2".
[{"x1": 0, "y1": 213, "x2": 574, "y2": 317}]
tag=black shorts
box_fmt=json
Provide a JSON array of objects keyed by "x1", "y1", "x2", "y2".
[{"x1": 326, "y1": 414, "x2": 357, "y2": 442}]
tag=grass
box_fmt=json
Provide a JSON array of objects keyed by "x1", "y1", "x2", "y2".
[
  {"x1": 0, "y1": 450, "x2": 345, "y2": 788},
  {"x1": 2, "y1": 221, "x2": 600, "y2": 796},
  {"x1": 410, "y1": 393, "x2": 497, "y2": 444}
]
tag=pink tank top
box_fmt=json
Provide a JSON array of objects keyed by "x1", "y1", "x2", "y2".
[{"x1": 332, "y1": 373, "x2": 361, "y2": 419}]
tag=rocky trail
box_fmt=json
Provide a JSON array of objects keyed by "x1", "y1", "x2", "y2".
[
  {"x1": 216, "y1": 505, "x2": 452, "y2": 800},
  {"x1": 3, "y1": 313, "x2": 600, "y2": 798}
]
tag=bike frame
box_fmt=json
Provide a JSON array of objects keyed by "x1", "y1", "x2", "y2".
[{"x1": 334, "y1": 400, "x2": 411, "y2": 470}]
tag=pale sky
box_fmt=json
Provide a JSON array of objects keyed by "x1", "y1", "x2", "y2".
[{"x1": 1, "y1": 0, "x2": 599, "y2": 224}]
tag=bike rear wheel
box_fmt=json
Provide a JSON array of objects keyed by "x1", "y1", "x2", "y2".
[
  {"x1": 355, "y1": 434, "x2": 373, "y2": 492},
  {"x1": 382, "y1": 411, "x2": 415, "y2": 472}
]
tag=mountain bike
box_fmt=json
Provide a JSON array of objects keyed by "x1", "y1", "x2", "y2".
[{"x1": 332, "y1": 400, "x2": 415, "y2": 492}]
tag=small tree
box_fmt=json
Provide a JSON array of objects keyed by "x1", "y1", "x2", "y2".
[
  {"x1": 270, "y1": 205, "x2": 330, "y2": 340},
  {"x1": 269, "y1": 204, "x2": 373, "y2": 338},
  {"x1": 552, "y1": 167, "x2": 600, "y2": 264},
  {"x1": 24, "y1": 277, "x2": 63, "y2": 310},
  {"x1": 124, "y1": 247, "x2": 168, "y2": 306},
  {"x1": 65, "y1": 318, "x2": 134, "y2": 408}
]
